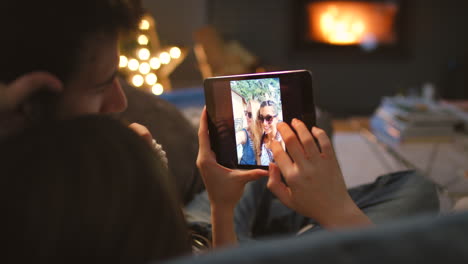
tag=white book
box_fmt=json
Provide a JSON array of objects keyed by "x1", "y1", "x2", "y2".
[{"x1": 379, "y1": 97, "x2": 458, "y2": 126}]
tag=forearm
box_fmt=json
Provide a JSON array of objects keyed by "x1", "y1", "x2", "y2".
[
  {"x1": 211, "y1": 205, "x2": 238, "y2": 248},
  {"x1": 316, "y1": 199, "x2": 373, "y2": 230}
]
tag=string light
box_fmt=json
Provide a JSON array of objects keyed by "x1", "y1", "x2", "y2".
[
  {"x1": 152, "y1": 83, "x2": 164, "y2": 95},
  {"x1": 119, "y1": 55, "x2": 128, "y2": 68},
  {"x1": 149, "y1": 57, "x2": 161, "y2": 69},
  {"x1": 132, "y1": 74, "x2": 144, "y2": 87},
  {"x1": 139, "y1": 62, "x2": 151, "y2": 74},
  {"x1": 138, "y1": 35, "x2": 149, "y2": 45},
  {"x1": 128, "y1": 59, "x2": 139, "y2": 71},
  {"x1": 145, "y1": 73, "x2": 158, "y2": 85},
  {"x1": 138, "y1": 48, "x2": 150, "y2": 60},
  {"x1": 120, "y1": 14, "x2": 186, "y2": 94},
  {"x1": 170, "y1": 47, "x2": 182, "y2": 59},
  {"x1": 139, "y1": 19, "x2": 150, "y2": 30},
  {"x1": 160, "y1": 52, "x2": 171, "y2": 64}
]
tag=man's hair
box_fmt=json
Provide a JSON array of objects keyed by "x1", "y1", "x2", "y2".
[{"x1": 0, "y1": 0, "x2": 143, "y2": 84}]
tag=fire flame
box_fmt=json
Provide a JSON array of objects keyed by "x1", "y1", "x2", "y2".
[{"x1": 308, "y1": 1, "x2": 397, "y2": 46}]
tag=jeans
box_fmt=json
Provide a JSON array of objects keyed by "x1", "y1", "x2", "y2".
[{"x1": 184, "y1": 170, "x2": 440, "y2": 242}]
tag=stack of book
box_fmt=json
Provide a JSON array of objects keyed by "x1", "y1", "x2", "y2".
[
  {"x1": 440, "y1": 100, "x2": 468, "y2": 133},
  {"x1": 370, "y1": 96, "x2": 459, "y2": 144}
]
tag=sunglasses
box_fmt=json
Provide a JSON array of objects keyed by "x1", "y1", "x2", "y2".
[
  {"x1": 258, "y1": 114, "x2": 277, "y2": 124},
  {"x1": 244, "y1": 111, "x2": 252, "y2": 119}
]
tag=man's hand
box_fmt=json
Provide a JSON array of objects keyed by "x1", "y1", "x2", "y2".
[
  {"x1": 267, "y1": 119, "x2": 372, "y2": 229},
  {"x1": 128, "y1": 123, "x2": 154, "y2": 147},
  {"x1": 197, "y1": 107, "x2": 268, "y2": 247},
  {"x1": 128, "y1": 123, "x2": 168, "y2": 167},
  {"x1": 0, "y1": 72, "x2": 62, "y2": 138},
  {"x1": 0, "y1": 72, "x2": 62, "y2": 112}
]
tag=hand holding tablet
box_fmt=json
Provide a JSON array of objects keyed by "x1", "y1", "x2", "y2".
[{"x1": 199, "y1": 70, "x2": 372, "y2": 239}]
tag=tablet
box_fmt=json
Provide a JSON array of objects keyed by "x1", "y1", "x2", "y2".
[{"x1": 204, "y1": 70, "x2": 316, "y2": 170}]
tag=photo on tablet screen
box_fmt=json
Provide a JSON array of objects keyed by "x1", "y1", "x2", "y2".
[{"x1": 230, "y1": 78, "x2": 286, "y2": 166}]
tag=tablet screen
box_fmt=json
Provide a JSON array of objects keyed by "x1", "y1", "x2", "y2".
[{"x1": 204, "y1": 70, "x2": 315, "y2": 170}]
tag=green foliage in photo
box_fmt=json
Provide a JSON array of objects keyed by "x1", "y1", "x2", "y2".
[{"x1": 231, "y1": 78, "x2": 281, "y2": 103}]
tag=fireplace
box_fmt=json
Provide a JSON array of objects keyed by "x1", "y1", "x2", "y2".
[{"x1": 293, "y1": 0, "x2": 407, "y2": 57}]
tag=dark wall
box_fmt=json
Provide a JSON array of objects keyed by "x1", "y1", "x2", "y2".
[
  {"x1": 143, "y1": 0, "x2": 207, "y2": 88},
  {"x1": 208, "y1": 0, "x2": 468, "y2": 116},
  {"x1": 145, "y1": 0, "x2": 468, "y2": 116}
]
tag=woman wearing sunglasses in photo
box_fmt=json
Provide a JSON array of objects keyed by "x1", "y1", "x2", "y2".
[
  {"x1": 256, "y1": 100, "x2": 285, "y2": 166},
  {"x1": 236, "y1": 100, "x2": 259, "y2": 165}
]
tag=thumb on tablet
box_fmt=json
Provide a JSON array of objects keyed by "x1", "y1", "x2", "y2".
[{"x1": 197, "y1": 107, "x2": 211, "y2": 150}]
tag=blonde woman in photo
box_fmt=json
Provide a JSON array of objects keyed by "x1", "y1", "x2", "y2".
[{"x1": 235, "y1": 100, "x2": 259, "y2": 165}]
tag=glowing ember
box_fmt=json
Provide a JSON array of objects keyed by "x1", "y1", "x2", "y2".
[{"x1": 308, "y1": 1, "x2": 397, "y2": 46}]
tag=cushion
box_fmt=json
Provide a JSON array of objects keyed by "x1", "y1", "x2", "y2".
[{"x1": 117, "y1": 83, "x2": 205, "y2": 205}]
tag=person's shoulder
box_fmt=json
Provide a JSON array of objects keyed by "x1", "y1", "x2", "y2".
[{"x1": 275, "y1": 131, "x2": 282, "y2": 140}]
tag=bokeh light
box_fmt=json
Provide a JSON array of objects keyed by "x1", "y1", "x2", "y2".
[
  {"x1": 149, "y1": 57, "x2": 161, "y2": 69},
  {"x1": 132, "y1": 74, "x2": 144, "y2": 87},
  {"x1": 145, "y1": 73, "x2": 158, "y2": 85},
  {"x1": 159, "y1": 52, "x2": 171, "y2": 64},
  {"x1": 139, "y1": 62, "x2": 151, "y2": 74},
  {"x1": 169, "y1": 47, "x2": 182, "y2": 59},
  {"x1": 119, "y1": 55, "x2": 128, "y2": 68},
  {"x1": 139, "y1": 19, "x2": 150, "y2": 30},
  {"x1": 128, "y1": 59, "x2": 139, "y2": 71},
  {"x1": 138, "y1": 35, "x2": 149, "y2": 45},
  {"x1": 138, "y1": 48, "x2": 150, "y2": 60},
  {"x1": 152, "y1": 83, "x2": 164, "y2": 95}
]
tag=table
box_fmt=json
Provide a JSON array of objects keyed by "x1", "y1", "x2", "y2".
[{"x1": 359, "y1": 127, "x2": 468, "y2": 211}]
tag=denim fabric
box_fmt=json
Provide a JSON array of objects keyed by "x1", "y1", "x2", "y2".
[
  {"x1": 239, "y1": 129, "x2": 256, "y2": 165},
  {"x1": 184, "y1": 170, "x2": 440, "y2": 241},
  {"x1": 349, "y1": 170, "x2": 440, "y2": 223}
]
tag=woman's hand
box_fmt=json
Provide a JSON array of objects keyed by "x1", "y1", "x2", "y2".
[
  {"x1": 197, "y1": 107, "x2": 268, "y2": 247},
  {"x1": 197, "y1": 107, "x2": 267, "y2": 210},
  {"x1": 267, "y1": 119, "x2": 372, "y2": 229},
  {"x1": 0, "y1": 72, "x2": 62, "y2": 138}
]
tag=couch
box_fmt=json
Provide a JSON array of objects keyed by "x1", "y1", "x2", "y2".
[
  {"x1": 117, "y1": 83, "x2": 204, "y2": 205},
  {"x1": 163, "y1": 211, "x2": 468, "y2": 264}
]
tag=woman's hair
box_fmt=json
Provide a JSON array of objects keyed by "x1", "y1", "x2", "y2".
[
  {"x1": 259, "y1": 100, "x2": 278, "y2": 115},
  {"x1": 0, "y1": 115, "x2": 190, "y2": 263},
  {"x1": 254, "y1": 100, "x2": 278, "y2": 162}
]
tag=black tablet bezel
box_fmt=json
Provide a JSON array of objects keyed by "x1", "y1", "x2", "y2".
[{"x1": 203, "y1": 70, "x2": 316, "y2": 170}]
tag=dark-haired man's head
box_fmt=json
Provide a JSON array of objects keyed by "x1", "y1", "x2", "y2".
[{"x1": 0, "y1": 0, "x2": 143, "y2": 119}]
